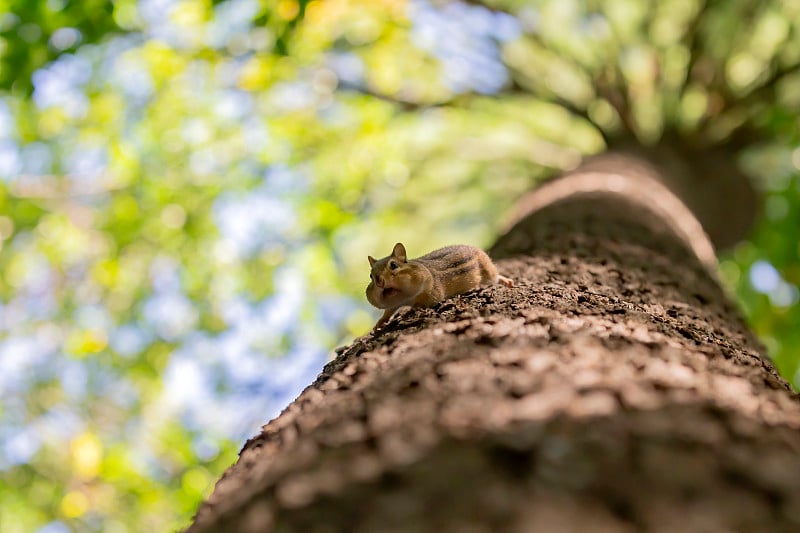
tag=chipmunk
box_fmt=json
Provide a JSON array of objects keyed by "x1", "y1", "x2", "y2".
[{"x1": 366, "y1": 242, "x2": 513, "y2": 330}]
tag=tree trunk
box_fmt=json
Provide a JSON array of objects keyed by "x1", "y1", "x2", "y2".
[{"x1": 187, "y1": 153, "x2": 800, "y2": 532}]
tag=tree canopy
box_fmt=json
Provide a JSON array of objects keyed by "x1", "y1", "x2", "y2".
[{"x1": 1, "y1": 0, "x2": 799, "y2": 531}]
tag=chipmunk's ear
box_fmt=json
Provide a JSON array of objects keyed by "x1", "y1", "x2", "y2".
[
  {"x1": 368, "y1": 255, "x2": 376, "y2": 267},
  {"x1": 392, "y1": 243, "x2": 407, "y2": 262}
]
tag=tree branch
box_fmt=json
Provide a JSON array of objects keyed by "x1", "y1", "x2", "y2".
[
  {"x1": 740, "y1": 58, "x2": 800, "y2": 105},
  {"x1": 504, "y1": 77, "x2": 610, "y2": 145},
  {"x1": 697, "y1": 58, "x2": 800, "y2": 144},
  {"x1": 594, "y1": 68, "x2": 636, "y2": 137},
  {"x1": 681, "y1": 0, "x2": 716, "y2": 95},
  {"x1": 429, "y1": 0, "x2": 613, "y2": 143},
  {"x1": 336, "y1": 81, "x2": 454, "y2": 111},
  {"x1": 584, "y1": 13, "x2": 637, "y2": 138},
  {"x1": 690, "y1": 0, "x2": 767, "y2": 133},
  {"x1": 337, "y1": 79, "x2": 610, "y2": 145}
]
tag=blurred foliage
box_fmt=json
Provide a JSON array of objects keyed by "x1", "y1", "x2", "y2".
[
  {"x1": 0, "y1": 0, "x2": 118, "y2": 92},
  {"x1": 0, "y1": 0, "x2": 799, "y2": 531}
]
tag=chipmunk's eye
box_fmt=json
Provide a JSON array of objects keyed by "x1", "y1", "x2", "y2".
[{"x1": 389, "y1": 261, "x2": 398, "y2": 270}]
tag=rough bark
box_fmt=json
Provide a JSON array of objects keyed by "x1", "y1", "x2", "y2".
[{"x1": 187, "y1": 154, "x2": 800, "y2": 532}]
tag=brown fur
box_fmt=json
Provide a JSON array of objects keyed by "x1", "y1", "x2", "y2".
[{"x1": 366, "y1": 243, "x2": 513, "y2": 329}]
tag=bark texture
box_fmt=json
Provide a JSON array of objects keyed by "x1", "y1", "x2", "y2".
[{"x1": 187, "y1": 155, "x2": 800, "y2": 532}]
